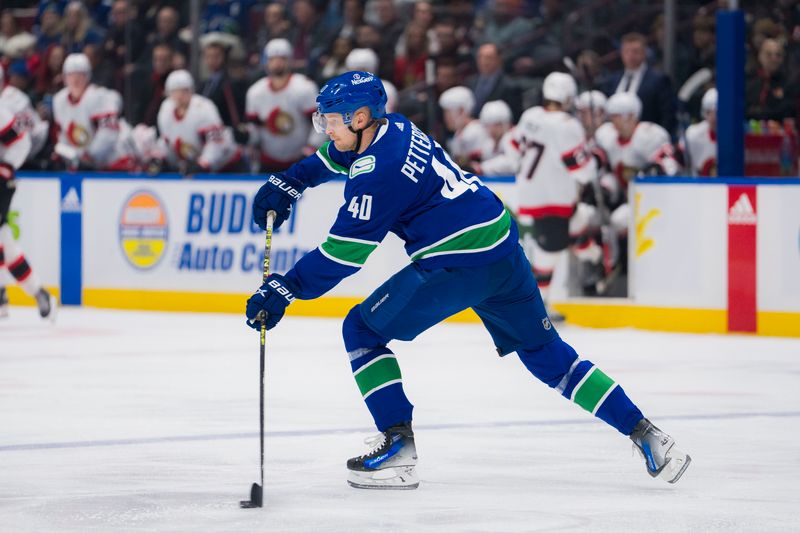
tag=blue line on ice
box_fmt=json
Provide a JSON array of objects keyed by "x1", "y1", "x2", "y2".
[{"x1": 2, "y1": 410, "x2": 798, "y2": 453}]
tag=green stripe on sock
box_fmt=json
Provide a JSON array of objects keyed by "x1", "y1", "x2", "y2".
[
  {"x1": 320, "y1": 236, "x2": 378, "y2": 266},
  {"x1": 317, "y1": 142, "x2": 348, "y2": 174},
  {"x1": 355, "y1": 356, "x2": 402, "y2": 397},
  {"x1": 410, "y1": 209, "x2": 511, "y2": 261},
  {"x1": 573, "y1": 368, "x2": 615, "y2": 413}
]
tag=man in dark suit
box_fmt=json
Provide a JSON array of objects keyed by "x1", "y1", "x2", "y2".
[
  {"x1": 606, "y1": 33, "x2": 675, "y2": 136},
  {"x1": 467, "y1": 43, "x2": 523, "y2": 121}
]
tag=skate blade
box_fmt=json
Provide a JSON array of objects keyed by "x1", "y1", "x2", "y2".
[
  {"x1": 660, "y1": 453, "x2": 692, "y2": 484},
  {"x1": 347, "y1": 466, "x2": 419, "y2": 490}
]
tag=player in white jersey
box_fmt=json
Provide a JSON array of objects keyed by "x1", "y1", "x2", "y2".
[
  {"x1": 438, "y1": 86, "x2": 493, "y2": 169},
  {"x1": 52, "y1": 53, "x2": 136, "y2": 171},
  {"x1": 510, "y1": 73, "x2": 602, "y2": 304},
  {"x1": 0, "y1": 108, "x2": 56, "y2": 320},
  {"x1": 575, "y1": 90, "x2": 607, "y2": 143},
  {"x1": 151, "y1": 70, "x2": 243, "y2": 174},
  {"x1": 472, "y1": 100, "x2": 517, "y2": 176},
  {"x1": 595, "y1": 92, "x2": 680, "y2": 233},
  {"x1": 680, "y1": 88, "x2": 717, "y2": 176},
  {"x1": 245, "y1": 39, "x2": 323, "y2": 172},
  {"x1": 0, "y1": 68, "x2": 49, "y2": 162},
  {"x1": 344, "y1": 48, "x2": 398, "y2": 113}
]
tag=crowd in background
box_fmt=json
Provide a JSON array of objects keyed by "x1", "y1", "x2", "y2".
[{"x1": 0, "y1": 0, "x2": 798, "y2": 173}]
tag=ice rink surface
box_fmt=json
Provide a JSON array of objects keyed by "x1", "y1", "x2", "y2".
[{"x1": 1, "y1": 307, "x2": 799, "y2": 532}]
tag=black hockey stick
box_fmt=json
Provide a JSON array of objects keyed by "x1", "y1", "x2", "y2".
[{"x1": 240, "y1": 209, "x2": 277, "y2": 509}]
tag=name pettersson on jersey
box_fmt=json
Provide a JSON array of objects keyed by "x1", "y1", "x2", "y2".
[{"x1": 350, "y1": 73, "x2": 375, "y2": 85}]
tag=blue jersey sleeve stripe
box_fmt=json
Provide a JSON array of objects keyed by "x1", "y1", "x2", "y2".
[
  {"x1": 318, "y1": 244, "x2": 368, "y2": 268},
  {"x1": 410, "y1": 208, "x2": 509, "y2": 260}
]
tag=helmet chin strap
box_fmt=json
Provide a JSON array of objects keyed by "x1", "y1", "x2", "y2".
[{"x1": 348, "y1": 118, "x2": 377, "y2": 152}]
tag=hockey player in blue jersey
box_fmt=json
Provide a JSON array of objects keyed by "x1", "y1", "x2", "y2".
[{"x1": 245, "y1": 71, "x2": 691, "y2": 490}]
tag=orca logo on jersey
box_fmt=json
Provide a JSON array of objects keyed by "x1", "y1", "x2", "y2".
[
  {"x1": 119, "y1": 191, "x2": 169, "y2": 270},
  {"x1": 350, "y1": 155, "x2": 376, "y2": 178}
]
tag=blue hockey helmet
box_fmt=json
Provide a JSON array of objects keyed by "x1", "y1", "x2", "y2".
[{"x1": 313, "y1": 71, "x2": 387, "y2": 132}]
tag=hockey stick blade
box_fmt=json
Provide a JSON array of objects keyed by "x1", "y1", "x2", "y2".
[{"x1": 239, "y1": 482, "x2": 263, "y2": 508}]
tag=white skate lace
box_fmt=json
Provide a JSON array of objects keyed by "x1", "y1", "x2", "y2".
[{"x1": 358, "y1": 433, "x2": 387, "y2": 459}]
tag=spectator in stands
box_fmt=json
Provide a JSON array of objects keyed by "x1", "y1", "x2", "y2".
[
  {"x1": 374, "y1": 0, "x2": 405, "y2": 55},
  {"x1": 35, "y1": 3, "x2": 63, "y2": 52},
  {"x1": 746, "y1": 18, "x2": 785, "y2": 76},
  {"x1": 127, "y1": 42, "x2": 174, "y2": 126},
  {"x1": 140, "y1": 6, "x2": 187, "y2": 67},
  {"x1": 82, "y1": 42, "x2": 114, "y2": 88},
  {"x1": 198, "y1": 40, "x2": 246, "y2": 129},
  {"x1": 319, "y1": 36, "x2": 354, "y2": 82},
  {"x1": 686, "y1": 14, "x2": 716, "y2": 80},
  {"x1": 431, "y1": 19, "x2": 472, "y2": 75},
  {"x1": 0, "y1": 10, "x2": 21, "y2": 55},
  {"x1": 394, "y1": 23, "x2": 429, "y2": 89},
  {"x1": 103, "y1": 0, "x2": 144, "y2": 75},
  {"x1": 253, "y1": 2, "x2": 291, "y2": 66},
  {"x1": 33, "y1": 43, "x2": 65, "y2": 106},
  {"x1": 288, "y1": 0, "x2": 334, "y2": 78},
  {"x1": 745, "y1": 38, "x2": 798, "y2": 123},
  {"x1": 474, "y1": 0, "x2": 536, "y2": 56},
  {"x1": 354, "y1": 24, "x2": 391, "y2": 80},
  {"x1": 6, "y1": 59, "x2": 31, "y2": 93},
  {"x1": 606, "y1": 32, "x2": 676, "y2": 136},
  {"x1": 467, "y1": 43, "x2": 523, "y2": 121},
  {"x1": 60, "y1": 1, "x2": 104, "y2": 54},
  {"x1": 336, "y1": 0, "x2": 365, "y2": 41}
]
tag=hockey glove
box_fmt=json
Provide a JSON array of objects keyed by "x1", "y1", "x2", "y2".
[
  {"x1": 245, "y1": 274, "x2": 296, "y2": 330},
  {"x1": 252, "y1": 173, "x2": 304, "y2": 231}
]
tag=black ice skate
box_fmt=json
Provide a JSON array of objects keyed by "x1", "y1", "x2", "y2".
[
  {"x1": 0, "y1": 286, "x2": 8, "y2": 318},
  {"x1": 630, "y1": 418, "x2": 691, "y2": 484},
  {"x1": 35, "y1": 288, "x2": 57, "y2": 322},
  {"x1": 347, "y1": 422, "x2": 418, "y2": 490}
]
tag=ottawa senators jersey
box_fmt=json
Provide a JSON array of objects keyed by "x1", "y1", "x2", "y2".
[
  {"x1": 595, "y1": 121, "x2": 679, "y2": 183},
  {"x1": 156, "y1": 94, "x2": 240, "y2": 171},
  {"x1": 0, "y1": 107, "x2": 31, "y2": 169},
  {"x1": 0, "y1": 85, "x2": 47, "y2": 158},
  {"x1": 53, "y1": 84, "x2": 132, "y2": 168},
  {"x1": 447, "y1": 120, "x2": 494, "y2": 166},
  {"x1": 681, "y1": 121, "x2": 717, "y2": 177},
  {"x1": 245, "y1": 74, "x2": 320, "y2": 167},
  {"x1": 512, "y1": 107, "x2": 596, "y2": 218}
]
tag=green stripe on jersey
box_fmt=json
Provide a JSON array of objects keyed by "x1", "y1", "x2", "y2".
[
  {"x1": 319, "y1": 235, "x2": 378, "y2": 267},
  {"x1": 410, "y1": 209, "x2": 511, "y2": 261},
  {"x1": 354, "y1": 355, "x2": 402, "y2": 398},
  {"x1": 572, "y1": 367, "x2": 616, "y2": 413},
  {"x1": 316, "y1": 142, "x2": 348, "y2": 174}
]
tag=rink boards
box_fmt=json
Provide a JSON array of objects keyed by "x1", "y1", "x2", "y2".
[{"x1": 8, "y1": 173, "x2": 800, "y2": 337}]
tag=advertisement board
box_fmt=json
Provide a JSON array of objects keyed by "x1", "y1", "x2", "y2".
[
  {"x1": 1, "y1": 179, "x2": 60, "y2": 294},
  {"x1": 757, "y1": 186, "x2": 800, "y2": 314},
  {"x1": 82, "y1": 178, "x2": 516, "y2": 303},
  {"x1": 630, "y1": 183, "x2": 727, "y2": 309}
]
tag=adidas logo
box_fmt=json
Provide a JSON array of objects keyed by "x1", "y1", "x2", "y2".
[{"x1": 728, "y1": 193, "x2": 757, "y2": 225}]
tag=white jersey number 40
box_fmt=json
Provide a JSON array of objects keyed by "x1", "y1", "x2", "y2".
[
  {"x1": 348, "y1": 194, "x2": 373, "y2": 220},
  {"x1": 432, "y1": 149, "x2": 482, "y2": 199}
]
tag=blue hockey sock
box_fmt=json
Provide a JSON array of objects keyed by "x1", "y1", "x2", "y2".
[
  {"x1": 517, "y1": 338, "x2": 643, "y2": 435},
  {"x1": 350, "y1": 347, "x2": 413, "y2": 431}
]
